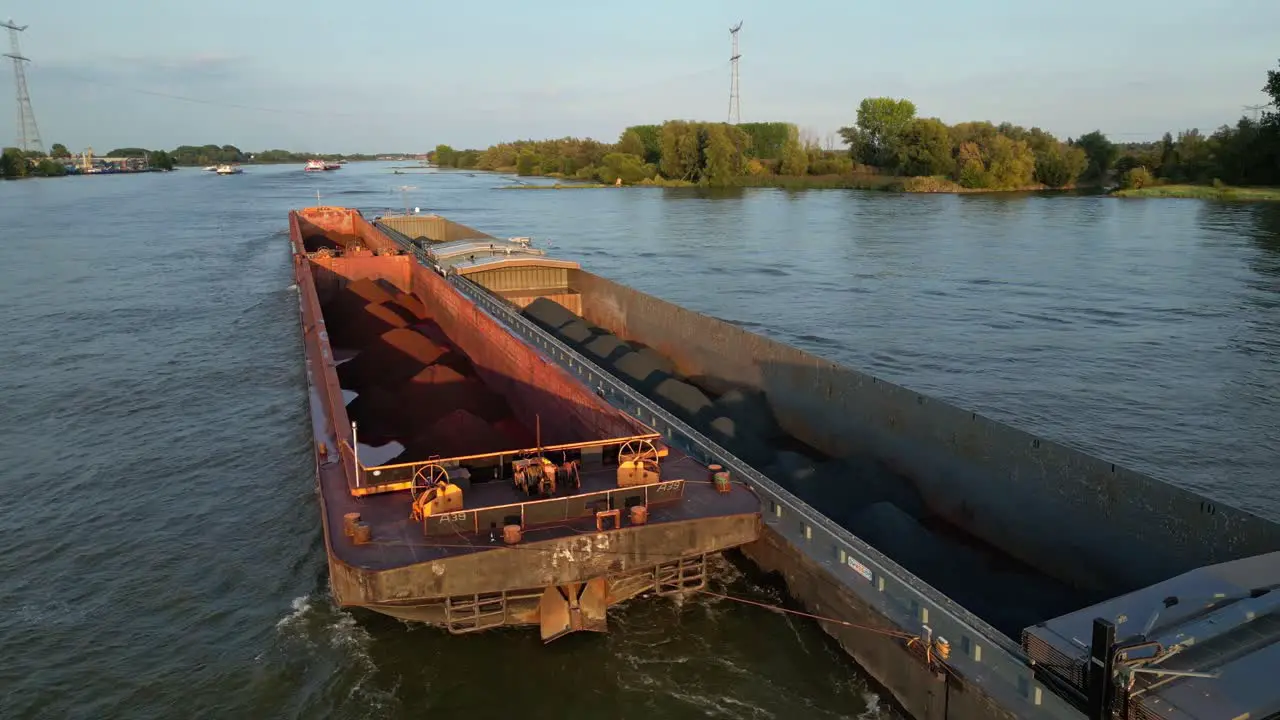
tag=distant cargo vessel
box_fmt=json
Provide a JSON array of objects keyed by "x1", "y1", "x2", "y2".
[
  {"x1": 289, "y1": 206, "x2": 760, "y2": 641},
  {"x1": 366, "y1": 209, "x2": 1280, "y2": 720}
]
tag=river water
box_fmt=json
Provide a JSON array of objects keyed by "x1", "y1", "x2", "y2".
[{"x1": 1, "y1": 163, "x2": 1276, "y2": 719}]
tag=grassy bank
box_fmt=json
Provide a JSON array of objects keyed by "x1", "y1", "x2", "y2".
[
  {"x1": 1112, "y1": 183, "x2": 1280, "y2": 201},
  {"x1": 497, "y1": 171, "x2": 1069, "y2": 194},
  {"x1": 732, "y1": 173, "x2": 903, "y2": 190},
  {"x1": 497, "y1": 182, "x2": 609, "y2": 190}
]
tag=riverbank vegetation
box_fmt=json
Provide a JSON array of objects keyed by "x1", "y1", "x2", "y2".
[
  {"x1": 429, "y1": 116, "x2": 1096, "y2": 193},
  {"x1": 1, "y1": 143, "x2": 382, "y2": 178},
  {"x1": 433, "y1": 60, "x2": 1280, "y2": 198},
  {"x1": 1, "y1": 147, "x2": 68, "y2": 178}
]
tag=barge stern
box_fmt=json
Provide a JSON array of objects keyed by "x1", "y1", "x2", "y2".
[{"x1": 290, "y1": 206, "x2": 760, "y2": 640}]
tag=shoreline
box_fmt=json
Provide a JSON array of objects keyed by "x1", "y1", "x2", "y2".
[
  {"x1": 496, "y1": 172, "x2": 1095, "y2": 196},
  {"x1": 497, "y1": 172, "x2": 1280, "y2": 201},
  {"x1": 1112, "y1": 184, "x2": 1280, "y2": 202}
]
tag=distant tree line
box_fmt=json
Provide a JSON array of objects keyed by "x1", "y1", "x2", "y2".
[
  {"x1": 2, "y1": 142, "x2": 382, "y2": 178},
  {"x1": 838, "y1": 98, "x2": 1090, "y2": 190},
  {"x1": 432, "y1": 59, "x2": 1280, "y2": 192},
  {"x1": 1103, "y1": 62, "x2": 1280, "y2": 190},
  {"x1": 1, "y1": 148, "x2": 68, "y2": 178},
  {"x1": 430, "y1": 120, "x2": 856, "y2": 187}
]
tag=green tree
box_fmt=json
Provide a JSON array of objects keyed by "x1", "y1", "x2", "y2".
[
  {"x1": 778, "y1": 127, "x2": 809, "y2": 176},
  {"x1": 1074, "y1": 130, "x2": 1117, "y2": 180},
  {"x1": 434, "y1": 144, "x2": 457, "y2": 167},
  {"x1": 839, "y1": 97, "x2": 917, "y2": 166},
  {"x1": 949, "y1": 122, "x2": 999, "y2": 151},
  {"x1": 1264, "y1": 58, "x2": 1280, "y2": 127},
  {"x1": 151, "y1": 150, "x2": 175, "y2": 171},
  {"x1": 50, "y1": 143, "x2": 70, "y2": 158},
  {"x1": 617, "y1": 130, "x2": 645, "y2": 158},
  {"x1": 1, "y1": 147, "x2": 27, "y2": 178},
  {"x1": 701, "y1": 123, "x2": 747, "y2": 186},
  {"x1": 659, "y1": 121, "x2": 701, "y2": 181},
  {"x1": 515, "y1": 150, "x2": 539, "y2": 176},
  {"x1": 985, "y1": 135, "x2": 1037, "y2": 188},
  {"x1": 596, "y1": 153, "x2": 655, "y2": 184},
  {"x1": 622, "y1": 124, "x2": 662, "y2": 164},
  {"x1": 1120, "y1": 167, "x2": 1153, "y2": 189},
  {"x1": 33, "y1": 158, "x2": 67, "y2": 177},
  {"x1": 1126, "y1": 165, "x2": 1157, "y2": 188},
  {"x1": 895, "y1": 117, "x2": 952, "y2": 176},
  {"x1": 737, "y1": 122, "x2": 795, "y2": 159},
  {"x1": 1034, "y1": 143, "x2": 1088, "y2": 188},
  {"x1": 954, "y1": 142, "x2": 990, "y2": 188},
  {"x1": 1173, "y1": 129, "x2": 1213, "y2": 182}
]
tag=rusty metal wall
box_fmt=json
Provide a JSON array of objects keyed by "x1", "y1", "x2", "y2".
[
  {"x1": 297, "y1": 207, "x2": 404, "y2": 254},
  {"x1": 288, "y1": 211, "x2": 358, "y2": 483},
  {"x1": 379, "y1": 214, "x2": 495, "y2": 243},
  {"x1": 406, "y1": 262, "x2": 649, "y2": 447},
  {"x1": 310, "y1": 255, "x2": 412, "y2": 301},
  {"x1": 570, "y1": 270, "x2": 1280, "y2": 595}
]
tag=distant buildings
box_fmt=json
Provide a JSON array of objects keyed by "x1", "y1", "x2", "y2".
[{"x1": 63, "y1": 149, "x2": 153, "y2": 174}]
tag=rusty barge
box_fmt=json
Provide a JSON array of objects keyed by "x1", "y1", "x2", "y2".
[
  {"x1": 362, "y1": 210, "x2": 1280, "y2": 720},
  {"x1": 289, "y1": 206, "x2": 760, "y2": 640}
]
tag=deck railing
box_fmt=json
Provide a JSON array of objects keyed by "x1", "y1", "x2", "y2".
[
  {"x1": 353, "y1": 433, "x2": 664, "y2": 497},
  {"x1": 422, "y1": 479, "x2": 685, "y2": 536}
]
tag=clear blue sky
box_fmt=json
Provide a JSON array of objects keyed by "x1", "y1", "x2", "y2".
[{"x1": 4, "y1": 0, "x2": 1278, "y2": 153}]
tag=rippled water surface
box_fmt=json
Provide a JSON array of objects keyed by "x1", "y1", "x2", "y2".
[{"x1": 1, "y1": 163, "x2": 1276, "y2": 719}]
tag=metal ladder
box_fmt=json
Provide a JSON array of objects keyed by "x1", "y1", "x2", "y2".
[
  {"x1": 655, "y1": 554, "x2": 708, "y2": 596},
  {"x1": 443, "y1": 592, "x2": 508, "y2": 634}
]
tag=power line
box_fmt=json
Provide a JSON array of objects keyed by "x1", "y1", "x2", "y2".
[
  {"x1": 48, "y1": 67, "x2": 363, "y2": 118},
  {"x1": 46, "y1": 60, "x2": 734, "y2": 120},
  {"x1": 1243, "y1": 103, "x2": 1273, "y2": 123}
]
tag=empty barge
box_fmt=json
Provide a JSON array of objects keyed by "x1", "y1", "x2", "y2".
[
  {"x1": 363, "y1": 209, "x2": 1280, "y2": 720},
  {"x1": 289, "y1": 206, "x2": 760, "y2": 641}
]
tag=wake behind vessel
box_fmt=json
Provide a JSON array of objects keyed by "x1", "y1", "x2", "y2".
[{"x1": 289, "y1": 206, "x2": 760, "y2": 640}]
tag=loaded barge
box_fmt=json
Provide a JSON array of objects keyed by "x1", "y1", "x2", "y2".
[
  {"x1": 289, "y1": 206, "x2": 760, "y2": 640},
  {"x1": 295, "y1": 205, "x2": 1280, "y2": 720}
]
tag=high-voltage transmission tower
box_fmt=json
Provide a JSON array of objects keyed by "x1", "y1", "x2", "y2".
[
  {"x1": 727, "y1": 22, "x2": 742, "y2": 125},
  {"x1": 3, "y1": 19, "x2": 44, "y2": 154},
  {"x1": 1243, "y1": 103, "x2": 1272, "y2": 123}
]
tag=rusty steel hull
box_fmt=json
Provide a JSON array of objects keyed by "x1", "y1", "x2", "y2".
[
  {"x1": 338, "y1": 514, "x2": 758, "y2": 626},
  {"x1": 289, "y1": 207, "x2": 761, "y2": 634}
]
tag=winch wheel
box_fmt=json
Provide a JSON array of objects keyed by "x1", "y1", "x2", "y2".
[
  {"x1": 411, "y1": 463, "x2": 450, "y2": 501},
  {"x1": 618, "y1": 439, "x2": 658, "y2": 466}
]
